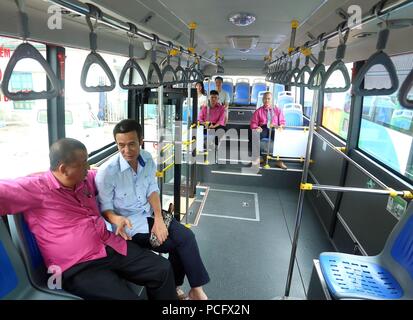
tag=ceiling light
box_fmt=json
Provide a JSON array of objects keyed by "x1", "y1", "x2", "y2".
[
  {"x1": 239, "y1": 49, "x2": 250, "y2": 53},
  {"x1": 228, "y1": 12, "x2": 256, "y2": 27}
]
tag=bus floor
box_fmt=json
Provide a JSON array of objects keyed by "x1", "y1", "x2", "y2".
[{"x1": 179, "y1": 182, "x2": 334, "y2": 300}]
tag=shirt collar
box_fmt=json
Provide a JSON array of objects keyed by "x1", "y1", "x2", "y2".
[
  {"x1": 45, "y1": 170, "x2": 86, "y2": 192},
  {"x1": 119, "y1": 153, "x2": 146, "y2": 172}
]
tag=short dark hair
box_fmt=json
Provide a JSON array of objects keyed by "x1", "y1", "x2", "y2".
[
  {"x1": 215, "y1": 76, "x2": 223, "y2": 82},
  {"x1": 49, "y1": 138, "x2": 87, "y2": 171},
  {"x1": 210, "y1": 90, "x2": 219, "y2": 96},
  {"x1": 113, "y1": 119, "x2": 143, "y2": 141}
]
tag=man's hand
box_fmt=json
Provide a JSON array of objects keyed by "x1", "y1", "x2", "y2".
[
  {"x1": 256, "y1": 127, "x2": 263, "y2": 133},
  {"x1": 151, "y1": 215, "x2": 169, "y2": 245},
  {"x1": 112, "y1": 215, "x2": 133, "y2": 240}
]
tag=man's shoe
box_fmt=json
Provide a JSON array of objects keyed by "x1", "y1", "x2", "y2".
[{"x1": 275, "y1": 160, "x2": 287, "y2": 170}]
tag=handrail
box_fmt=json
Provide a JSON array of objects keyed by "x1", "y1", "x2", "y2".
[
  {"x1": 147, "y1": 39, "x2": 163, "y2": 87},
  {"x1": 119, "y1": 23, "x2": 147, "y2": 90},
  {"x1": 296, "y1": 50, "x2": 312, "y2": 87},
  {"x1": 300, "y1": 183, "x2": 413, "y2": 199},
  {"x1": 49, "y1": 0, "x2": 217, "y2": 66},
  {"x1": 398, "y1": 68, "x2": 413, "y2": 108},
  {"x1": 2, "y1": 1, "x2": 60, "y2": 101},
  {"x1": 321, "y1": 26, "x2": 351, "y2": 93},
  {"x1": 313, "y1": 130, "x2": 388, "y2": 189},
  {"x1": 352, "y1": 24, "x2": 398, "y2": 96},
  {"x1": 268, "y1": 0, "x2": 413, "y2": 66},
  {"x1": 80, "y1": 6, "x2": 116, "y2": 92}
]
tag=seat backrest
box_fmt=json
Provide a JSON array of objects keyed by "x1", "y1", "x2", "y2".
[
  {"x1": 234, "y1": 79, "x2": 250, "y2": 105},
  {"x1": 222, "y1": 79, "x2": 233, "y2": 103},
  {"x1": 278, "y1": 95, "x2": 295, "y2": 109},
  {"x1": 7, "y1": 214, "x2": 80, "y2": 299},
  {"x1": 0, "y1": 217, "x2": 34, "y2": 299},
  {"x1": 381, "y1": 202, "x2": 413, "y2": 279},
  {"x1": 283, "y1": 103, "x2": 303, "y2": 126},
  {"x1": 251, "y1": 82, "x2": 267, "y2": 105},
  {"x1": 273, "y1": 84, "x2": 285, "y2": 104},
  {"x1": 204, "y1": 81, "x2": 215, "y2": 93}
]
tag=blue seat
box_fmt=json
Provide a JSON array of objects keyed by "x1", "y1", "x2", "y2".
[
  {"x1": 251, "y1": 82, "x2": 267, "y2": 105},
  {"x1": 204, "y1": 81, "x2": 215, "y2": 93},
  {"x1": 0, "y1": 217, "x2": 74, "y2": 300},
  {"x1": 222, "y1": 80, "x2": 233, "y2": 103},
  {"x1": 277, "y1": 91, "x2": 294, "y2": 109},
  {"x1": 7, "y1": 214, "x2": 81, "y2": 299},
  {"x1": 234, "y1": 79, "x2": 250, "y2": 105},
  {"x1": 319, "y1": 202, "x2": 413, "y2": 300},
  {"x1": 273, "y1": 84, "x2": 285, "y2": 104},
  {"x1": 283, "y1": 103, "x2": 303, "y2": 127}
]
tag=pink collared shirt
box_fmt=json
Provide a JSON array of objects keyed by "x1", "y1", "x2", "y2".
[
  {"x1": 250, "y1": 105, "x2": 286, "y2": 129},
  {"x1": 198, "y1": 103, "x2": 226, "y2": 126},
  {"x1": 0, "y1": 170, "x2": 127, "y2": 272}
]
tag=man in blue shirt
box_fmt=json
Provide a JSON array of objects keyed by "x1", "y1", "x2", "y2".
[{"x1": 95, "y1": 119, "x2": 209, "y2": 300}]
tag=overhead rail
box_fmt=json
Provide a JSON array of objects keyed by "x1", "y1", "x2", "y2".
[
  {"x1": 353, "y1": 15, "x2": 398, "y2": 96},
  {"x1": 268, "y1": 0, "x2": 413, "y2": 67},
  {"x1": 80, "y1": 6, "x2": 116, "y2": 92},
  {"x1": 49, "y1": 0, "x2": 217, "y2": 66},
  {"x1": 119, "y1": 23, "x2": 147, "y2": 90},
  {"x1": 1, "y1": 0, "x2": 61, "y2": 101}
]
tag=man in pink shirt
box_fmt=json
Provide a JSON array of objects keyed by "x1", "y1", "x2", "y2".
[
  {"x1": 198, "y1": 90, "x2": 226, "y2": 129},
  {"x1": 0, "y1": 138, "x2": 176, "y2": 300},
  {"x1": 250, "y1": 91, "x2": 287, "y2": 169}
]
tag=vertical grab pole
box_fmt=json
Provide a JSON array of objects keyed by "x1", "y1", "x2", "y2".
[
  {"x1": 157, "y1": 85, "x2": 164, "y2": 205},
  {"x1": 185, "y1": 74, "x2": 191, "y2": 225},
  {"x1": 284, "y1": 88, "x2": 318, "y2": 297}
]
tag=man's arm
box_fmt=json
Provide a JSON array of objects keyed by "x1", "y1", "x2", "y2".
[
  {"x1": 95, "y1": 168, "x2": 132, "y2": 240},
  {"x1": 0, "y1": 177, "x2": 43, "y2": 216}
]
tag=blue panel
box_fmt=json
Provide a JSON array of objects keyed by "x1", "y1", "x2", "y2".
[
  {"x1": 319, "y1": 254, "x2": 403, "y2": 299},
  {"x1": 284, "y1": 112, "x2": 303, "y2": 126},
  {"x1": 0, "y1": 243, "x2": 19, "y2": 298},
  {"x1": 251, "y1": 84, "x2": 267, "y2": 105},
  {"x1": 273, "y1": 84, "x2": 285, "y2": 103},
  {"x1": 21, "y1": 218, "x2": 44, "y2": 269},
  {"x1": 391, "y1": 215, "x2": 413, "y2": 280},
  {"x1": 277, "y1": 96, "x2": 294, "y2": 109},
  {"x1": 234, "y1": 83, "x2": 249, "y2": 105}
]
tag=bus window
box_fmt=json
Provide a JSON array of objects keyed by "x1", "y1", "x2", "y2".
[
  {"x1": 321, "y1": 63, "x2": 353, "y2": 140},
  {"x1": 0, "y1": 36, "x2": 49, "y2": 179},
  {"x1": 65, "y1": 48, "x2": 128, "y2": 152},
  {"x1": 303, "y1": 86, "x2": 314, "y2": 117},
  {"x1": 358, "y1": 52, "x2": 413, "y2": 180}
]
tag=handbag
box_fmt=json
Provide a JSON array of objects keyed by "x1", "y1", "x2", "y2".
[{"x1": 149, "y1": 204, "x2": 174, "y2": 248}]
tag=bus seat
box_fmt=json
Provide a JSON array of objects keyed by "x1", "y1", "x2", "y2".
[
  {"x1": 283, "y1": 103, "x2": 303, "y2": 126},
  {"x1": 222, "y1": 79, "x2": 234, "y2": 103},
  {"x1": 7, "y1": 214, "x2": 81, "y2": 299},
  {"x1": 277, "y1": 92, "x2": 294, "y2": 109},
  {"x1": 251, "y1": 81, "x2": 267, "y2": 106},
  {"x1": 234, "y1": 79, "x2": 250, "y2": 105},
  {"x1": 390, "y1": 109, "x2": 413, "y2": 130},
  {"x1": 0, "y1": 217, "x2": 75, "y2": 300},
  {"x1": 204, "y1": 81, "x2": 215, "y2": 93},
  {"x1": 273, "y1": 84, "x2": 285, "y2": 104},
  {"x1": 318, "y1": 201, "x2": 413, "y2": 300}
]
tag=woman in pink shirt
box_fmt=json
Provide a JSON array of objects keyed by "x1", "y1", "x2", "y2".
[{"x1": 250, "y1": 92, "x2": 287, "y2": 169}]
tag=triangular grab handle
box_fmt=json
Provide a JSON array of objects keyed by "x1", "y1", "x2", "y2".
[
  {"x1": 353, "y1": 51, "x2": 399, "y2": 96},
  {"x1": 296, "y1": 65, "x2": 312, "y2": 87},
  {"x1": 1, "y1": 42, "x2": 60, "y2": 101},
  {"x1": 161, "y1": 65, "x2": 177, "y2": 85},
  {"x1": 398, "y1": 68, "x2": 413, "y2": 109},
  {"x1": 80, "y1": 52, "x2": 116, "y2": 92},
  {"x1": 147, "y1": 62, "x2": 163, "y2": 87},
  {"x1": 175, "y1": 65, "x2": 187, "y2": 83},
  {"x1": 119, "y1": 58, "x2": 147, "y2": 90},
  {"x1": 322, "y1": 60, "x2": 351, "y2": 93}
]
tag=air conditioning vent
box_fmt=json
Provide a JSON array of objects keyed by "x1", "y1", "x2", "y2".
[{"x1": 227, "y1": 36, "x2": 259, "y2": 50}]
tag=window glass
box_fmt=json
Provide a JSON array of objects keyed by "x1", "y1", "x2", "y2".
[
  {"x1": 321, "y1": 63, "x2": 353, "y2": 139},
  {"x1": 0, "y1": 37, "x2": 49, "y2": 178},
  {"x1": 303, "y1": 87, "x2": 314, "y2": 117},
  {"x1": 358, "y1": 53, "x2": 413, "y2": 180},
  {"x1": 64, "y1": 48, "x2": 128, "y2": 152}
]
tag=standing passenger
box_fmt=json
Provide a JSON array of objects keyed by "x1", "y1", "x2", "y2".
[{"x1": 214, "y1": 76, "x2": 230, "y2": 124}]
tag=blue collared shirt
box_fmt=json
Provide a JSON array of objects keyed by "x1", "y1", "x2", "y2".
[{"x1": 95, "y1": 150, "x2": 160, "y2": 235}]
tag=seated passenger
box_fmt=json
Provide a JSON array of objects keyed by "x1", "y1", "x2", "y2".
[
  {"x1": 95, "y1": 119, "x2": 210, "y2": 300},
  {"x1": 0, "y1": 138, "x2": 176, "y2": 300},
  {"x1": 250, "y1": 91, "x2": 287, "y2": 169},
  {"x1": 196, "y1": 81, "x2": 208, "y2": 115},
  {"x1": 198, "y1": 90, "x2": 226, "y2": 130},
  {"x1": 215, "y1": 76, "x2": 230, "y2": 124}
]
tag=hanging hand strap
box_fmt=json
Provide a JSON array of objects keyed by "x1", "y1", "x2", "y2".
[{"x1": 308, "y1": 34, "x2": 327, "y2": 90}]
